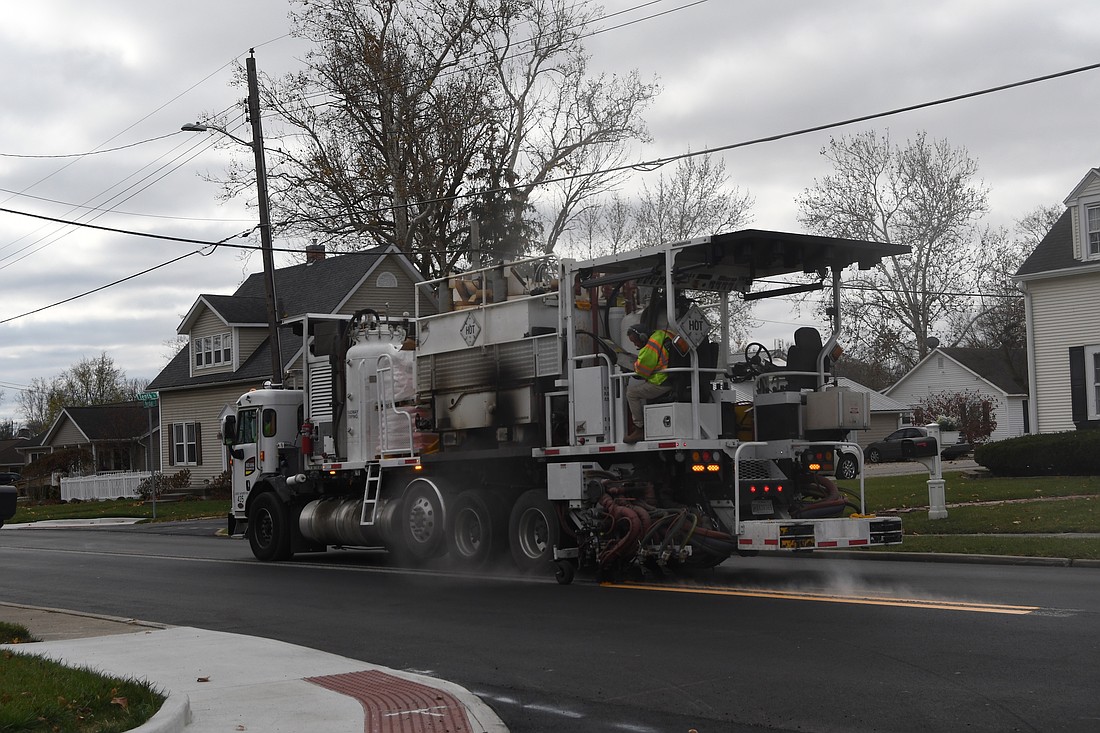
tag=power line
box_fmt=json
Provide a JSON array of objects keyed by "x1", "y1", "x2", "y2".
[
  {"x1": 290, "y1": 0, "x2": 706, "y2": 110},
  {"x1": 1, "y1": 51, "x2": 1083, "y2": 325},
  {"x1": 0, "y1": 231, "x2": 249, "y2": 326},
  {"x1": 0, "y1": 186, "x2": 253, "y2": 223},
  {"x1": 0, "y1": 133, "x2": 184, "y2": 159},
  {"x1": 275, "y1": 56, "x2": 1100, "y2": 229},
  {"x1": 0, "y1": 207, "x2": 249, "y2": 249}
]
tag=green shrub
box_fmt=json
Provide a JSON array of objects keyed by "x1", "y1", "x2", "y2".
[
  {"x1": 975, "y1": 430, "x2": 1100, "y2": 476},
  {"x1": 204, "y1": 470, "x2": 231, "y2": 498},
  {"x1": 136, "y1": 469, "x2": 192, "y2": 499}
]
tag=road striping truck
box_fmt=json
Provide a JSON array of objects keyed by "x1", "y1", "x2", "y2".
[{"x1": 222, "y1": 229, "x2": 908, "y2": 582}]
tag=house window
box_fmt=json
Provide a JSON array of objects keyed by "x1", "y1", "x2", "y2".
[
  {"x1": 170, "y1": 422, "x2": 202, "y2": 466},
  {"x1": 377, "y1": 271, "x2": 398, "y2": 288},
  {"x1": 192, "y1": 333, "x2": 232, "y2": 369},
  {"x1": 1088, "y1": 205, "x2": 1100, "y2": 258}
]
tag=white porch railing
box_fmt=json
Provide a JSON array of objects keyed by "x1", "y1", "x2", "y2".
[{"x1": 60, "y1": 471, "x2": 151, "y2": 501}]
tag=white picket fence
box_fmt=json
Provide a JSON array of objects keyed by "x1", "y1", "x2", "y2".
[{"x1": 60, "y1": 471, "x2": 151, "y2": 501}]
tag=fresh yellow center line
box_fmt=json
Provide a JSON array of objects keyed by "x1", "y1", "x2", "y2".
[{"x1": 601, "y1": 582, "x2": 1040, "y2": 615}]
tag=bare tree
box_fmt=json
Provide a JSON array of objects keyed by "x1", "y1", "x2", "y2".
[
  {"x1": 947, "y1": 204, "x2": 1061, "y2": 349},
  {"x1": 214, "y1": 0, "x2": 657, "y2": 279},
  {"x1": 17, "y1": 353, "x2": 142, "y2": 434},
  {"x1": 634, "y1": 155, "x2": 754, "y2": 245},
  {"x1": 561, "y1": 192, "x2": 635, "y2": 259},
  {"x1": 632, "y1": 154, "x2": 757, "y2": 344},
  {"x1": 797, "y1": 130, "x2": 989, "y2": 370}
]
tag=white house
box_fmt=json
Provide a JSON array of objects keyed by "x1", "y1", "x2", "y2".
[
  {"x1": 147, "y1": 244, "x2": 434, "y2": 487},
  {"x1": 884, "y1": 347, "x2": 1029, "y2": 442},
  {"x1": 1014, "y1": 168, "x2": 1100, "y2": 433}
]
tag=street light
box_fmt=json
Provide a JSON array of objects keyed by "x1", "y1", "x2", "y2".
[
  {"x1": 180, "y1": 122, "x2": 252, "y2": 149},
  {"x1": 182, "y1": 51, "x2": 283, "y2": 387}
]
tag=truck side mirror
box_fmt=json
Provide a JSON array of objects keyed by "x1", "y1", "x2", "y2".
[{"x1": 222, "y1": 415, "x2": 238, "y2": 445}]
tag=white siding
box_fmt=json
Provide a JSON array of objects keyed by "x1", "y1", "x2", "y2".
[
  {"x1": 852, "y1": 413, "x2": 903, "y2": 448},
  {"x1": 1028, "y1": 272, "x2": 1100, "y2": 433},
  {"x1": 887, "y1": 355, "x2": 1022, "y2": 441},
  {"x1": 159, "y1": 384, "x2": 264, "y2": 487},
  {"x1": 190, "y1": 309, "x2": 234, "y2": 377},
  {"x1": 51, "y1": 418, "x2": 86, "y2": 447},
  {"x1": 340, "y1": 258, "x2": 419, "y2": 318},
  {"x1": 236, "y1": 326, "x2": 267, "y2": 367}
]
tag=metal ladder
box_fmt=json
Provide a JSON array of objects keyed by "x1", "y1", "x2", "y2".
[{"x1": 360, "y1": 462, "x2": 381, "y2": 525}]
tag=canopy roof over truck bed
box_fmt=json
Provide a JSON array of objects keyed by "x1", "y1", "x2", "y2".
[{"x1": 572, "y1": 229, "x2": 911, "y2": 294}]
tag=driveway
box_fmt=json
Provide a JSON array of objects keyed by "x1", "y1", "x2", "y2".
[{"x1": 862, "y1": 457, "x2": 980, "y2": 477}]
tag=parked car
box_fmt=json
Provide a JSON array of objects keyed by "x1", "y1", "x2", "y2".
[
  {"x1": 864, "y1": 427, "x2": 971, "y2": 464},
  {"x1": 834, "y1": 451, "x2": 861, "y2": 480},
  {"x1": 0, "y1": 472, "x2": 21, "y2": 486}
]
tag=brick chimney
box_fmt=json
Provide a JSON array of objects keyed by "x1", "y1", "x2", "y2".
[{"x1": 305, "y1": 241, "x2": 325, "y2": 263}]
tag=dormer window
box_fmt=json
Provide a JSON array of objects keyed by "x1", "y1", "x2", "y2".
[
  {"x1": 193, "y1": 332, "x2": 232, "y2": 369},
  {"x1": 1088, "y1": 203, "x2": 1100, "y2": 258}
]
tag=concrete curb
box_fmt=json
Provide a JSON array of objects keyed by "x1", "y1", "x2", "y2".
[
  {"x1": 1, "y1": 605, "x2": 508, "y2": 733},
  {"x1": 129, "y1": 692, "x2": 191, "y2": 733}
]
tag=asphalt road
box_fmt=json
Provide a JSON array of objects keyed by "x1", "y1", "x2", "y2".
[{"x1": 2, "y1": 523, "x2": 1098, "y2": 732}]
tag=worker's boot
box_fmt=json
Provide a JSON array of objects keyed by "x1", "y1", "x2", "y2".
[{"x1": 624, "y1": 427, "x2": 644, "y2": 444}]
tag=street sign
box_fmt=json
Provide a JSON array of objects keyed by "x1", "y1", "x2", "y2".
[{"x1": 138, "y1": 391, "x2": 159, "y2": 408}]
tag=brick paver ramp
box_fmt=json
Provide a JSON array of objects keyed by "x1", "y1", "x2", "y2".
[{"x1": 307, "y1": 669, "x2": 474, "y2": 733}]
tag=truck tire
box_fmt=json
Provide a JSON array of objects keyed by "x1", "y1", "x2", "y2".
[
  {"x1": 447, "y1": 490, "x2": 505, "y2": 568},
  {"x1": 398, "y1": 478, "x2": 447, "y2": 561},
  {"x1": 508, "y1": 489, "x2": 560, "y2": 573},
  {"x1": 249, "y1": 491, "x2": 292, "y2": 562}
]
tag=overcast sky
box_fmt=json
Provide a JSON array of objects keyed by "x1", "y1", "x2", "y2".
[{"x1": 2, "y1": 0, "x2": 1097, "y2": 426}]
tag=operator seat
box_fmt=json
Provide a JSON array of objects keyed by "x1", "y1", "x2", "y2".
[{"x1": 784, "y1": 327, "x2": 828, "y2": 391}]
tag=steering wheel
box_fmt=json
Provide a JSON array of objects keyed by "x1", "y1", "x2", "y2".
[{"x1": 744, "y1": 342, "x2": 774, "y2": 373}]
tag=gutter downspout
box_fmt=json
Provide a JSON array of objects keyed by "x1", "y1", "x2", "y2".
[{"x1": 1018, "y1": 279, "x2": 1039, "y2": 434}]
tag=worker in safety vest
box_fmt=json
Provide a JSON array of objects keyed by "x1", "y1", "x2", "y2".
[{"x1": 624, "y1": 324, "x2": 675, "y2": 443}]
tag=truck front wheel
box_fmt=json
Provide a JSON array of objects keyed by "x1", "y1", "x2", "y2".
[
  {"x1": 508, "y1": 489, "x2": 560, "y2": 573},
  {"x1": 249, "y1": 491, "x2": 292, "y2": 562}
]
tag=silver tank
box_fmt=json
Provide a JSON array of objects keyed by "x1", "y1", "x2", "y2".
[{"x1": 298, "y1": 497, "x2": 399, "y2": 548}]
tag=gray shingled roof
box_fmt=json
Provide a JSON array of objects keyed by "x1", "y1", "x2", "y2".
[
  {"x1": 200, "y1": 294, "x2": 268, "y2": 325},
  {"x1": 148, "y1": 324, "x2": 300, "y2": 391},
  {"x1": 939, "y1": 347, "x2": 1028, "y2": 395},
  {"x1": 151, "y1": 248, "x2": 391, "y2": 391},
  {"x1": 55, "y1": 402, "x2": 157, "y2": 442},
  {"x1": 1015, "y1": 209, "x2": 1076, "y2": 277},
  {"x1": 235, "y1": 248, "x2": 386, "y2": 318}
]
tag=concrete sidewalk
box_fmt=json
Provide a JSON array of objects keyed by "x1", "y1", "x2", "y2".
[{"x1": 1, "y1": 603, "x2": 506, "y2": 733}]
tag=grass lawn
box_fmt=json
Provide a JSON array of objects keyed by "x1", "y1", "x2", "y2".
[
  {"x1": 839, "y1": 470, "x2": 1100, "y2": 560},
  {"x1": 1, "y1": 624, "x2": 164, "y2": 733},
  {"x1": 10, "y1": 498, "x2": 230, "y2": 524}
]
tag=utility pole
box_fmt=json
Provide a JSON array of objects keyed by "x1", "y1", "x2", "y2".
[{"x1": 246, "y1": 50, "x2": 283, "y2": 388}]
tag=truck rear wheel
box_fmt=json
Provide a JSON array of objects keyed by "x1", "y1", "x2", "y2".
[
  {"x1": 398, "y1": 478, "x2": 447, "y2": 561},
  {"x1": 508, "y1": 489, "x2": 560, "y2": 573},
  {"x1": 249, "y1": 491, "x2": 292, "y2": 562},
  {"x1": 448, "y1": 490, "x2": 505, "y2": 568}
]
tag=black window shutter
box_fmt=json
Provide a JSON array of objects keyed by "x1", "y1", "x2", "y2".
[
  {"x1": 1069, "y1": 346, "x2": 1086, "y2": 426},
  {"x1": 167, "y1": 423, "x2": 176, "y2": 466},
  {"x1": 195, "y1": 422, "x2": 203, "y2": 466}
]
